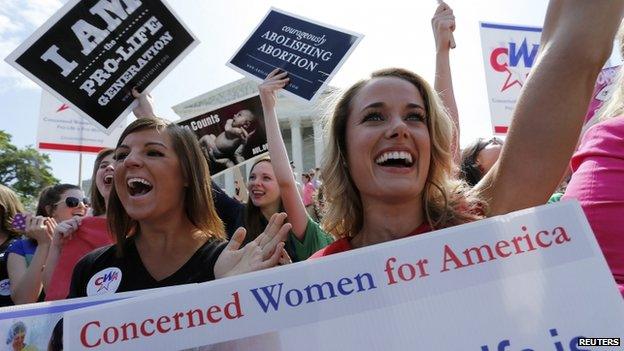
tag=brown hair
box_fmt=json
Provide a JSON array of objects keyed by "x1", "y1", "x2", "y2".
[
  {"x1": 0, "y1": 185, "x2": 24, "y2": 236},
  {"x1": 321, "y1": 68, "x2": 484, "y2": 239},
  {"x1": 36, "y1": 184, "x2": 81, "y2": 218},
  {"x1": 107, "y1": 118, "x2": 225, "y2": 256},
  {"x1": 243, "y1": 157, "x2": 283, "y2": 244},
  {"x1": 90, "y1": 148, "x2": 114, "y2": 217}
]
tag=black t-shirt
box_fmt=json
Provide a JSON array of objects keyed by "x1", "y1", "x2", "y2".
[
  {"x1": 67, "y1": 237, "x2": 227, "y2": 298},
  {"x1": 0, "y1": 238, "x2": 16, "y2": 307},
  {"x1": 212, "y1": 181, "x2": 244, "y2": 239}
]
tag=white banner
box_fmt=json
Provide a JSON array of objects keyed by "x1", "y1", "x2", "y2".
[
  {"x1": 64, "y1": 201, "x2": 624, "y2": 350},
  {"x1": 0, "y1": 286, "x2": 192, "y2": 351},
  {"x1": 480, "y1": 22, "x2": 542, "y2": 134},
  {"x1": 37, "y1": 91, "x2": 128, "y2": 153}
]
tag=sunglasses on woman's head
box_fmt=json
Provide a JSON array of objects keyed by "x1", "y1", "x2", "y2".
[{"x1": 56, "y1": 197, "x2": 90, "y2": 208}]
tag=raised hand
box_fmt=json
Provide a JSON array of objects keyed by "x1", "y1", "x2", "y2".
[
  {"x1": 132, "y1": 87, "x2": 156, "y2": 119},
  {"x1": 258, "y1": 69, "x2": 289, "y2": 111},
  {"x1": 24, "y1": 214, "x2": 54, "y2": 245},
  {"x1": 214, "y1": 212, "x2": 292, "y2": 278},
  {"x1": 432, "y1": 1, "x2": 456, "y2": 51}
]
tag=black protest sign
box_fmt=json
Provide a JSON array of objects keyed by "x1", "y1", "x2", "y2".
[
  {"x1": 228, "y1": 8, "x2": 362, "y2": 102},
  {"x1": 5, "y1": 0, "x2": 197, "y2": 133},
  {"x1": 177, "y1": 94, "x2": 268, "y2": 176}
]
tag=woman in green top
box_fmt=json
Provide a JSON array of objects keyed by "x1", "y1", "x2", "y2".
[{"x1": 242, "y1": 75, "x2": 334, "y2": 262}]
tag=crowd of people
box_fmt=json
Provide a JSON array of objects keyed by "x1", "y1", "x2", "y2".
[{"x1": 0, "y1": 0, "x2": 622, "y2": 332}]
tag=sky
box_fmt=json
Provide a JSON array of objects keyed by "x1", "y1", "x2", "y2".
[{"x1": 0, "y1": 0, "x2": 554, "y2": 185}]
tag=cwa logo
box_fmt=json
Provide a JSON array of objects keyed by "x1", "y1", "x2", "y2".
[
  {"x1": 87, "y1": 267, "x2": 122, "y2": 296},
  {"x1": 489, "y1": 39, "x2": 539, "y2": 92}
]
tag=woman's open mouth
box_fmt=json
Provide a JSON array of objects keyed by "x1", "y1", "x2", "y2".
[
  {"x1": 375, "y1": 151, "x2": 414, "y2": 168},
  {"x1": 126, "y1": 177, "x2": 153, "y2": 197},
  {"x1": 103, "y1": 174, "x2": 113, "y2": 185}
]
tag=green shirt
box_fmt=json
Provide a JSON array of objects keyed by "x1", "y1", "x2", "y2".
[{"x1": 288, "y1": 217, "x2": 333, "y2": 261}]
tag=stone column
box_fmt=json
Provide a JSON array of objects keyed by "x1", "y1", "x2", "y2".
[
  {"x1": 289, "y1": 117, "x2": 303, "y2": 182},
  {"x1": 313, "y1": 120, "x2": 324, "y2": 167}
]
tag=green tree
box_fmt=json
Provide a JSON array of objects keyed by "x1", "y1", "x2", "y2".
[{"x1": 0, "y1": 131, "x2": 58, "y2": 209}]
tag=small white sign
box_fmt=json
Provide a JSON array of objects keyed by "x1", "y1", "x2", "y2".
[
  {"x1": 37, "y1": 91, "x2": 127, "y2": 153},
  {"x1": 480, "y1": 22, "x2": 542, "y2": 134}
]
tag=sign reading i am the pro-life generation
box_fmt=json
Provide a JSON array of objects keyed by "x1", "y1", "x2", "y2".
[
  {"x1": 5, "y1": 0, "x2": 198, "y2": 134},
  {"x1": 64, "y1": 201, "x2": 624, "y2": 350},
  {"x1": 227, "y1": 8, "x2": 363, "y2": 103}
]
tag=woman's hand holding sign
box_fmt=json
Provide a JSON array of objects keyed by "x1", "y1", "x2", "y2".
[
  {"x1": 132, "y1": 88, "x2": 157, "y2": 119},
  {"x1": 258, "y1": 69, "x2": 290, "y2": 111}
]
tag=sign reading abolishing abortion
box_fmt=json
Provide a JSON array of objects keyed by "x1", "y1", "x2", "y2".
[
  {"x1": 177, "y1": 94, "x2": 268, "y2": 176},
  {"x1": 5, "y1": 0, "x2": 197, "y2": 133},
  {"x1": 37, "y1": 91, "x2": 128, "y2": 153},
  {"x1": 480, "y1": 22, "x2": 542, "y2": 134},
  {"x1": 227, "y1": 8, "x2": 363, "y2": 102},
  {"x1": 64, "y1": 201, "x2": 624, "y2": 350}
]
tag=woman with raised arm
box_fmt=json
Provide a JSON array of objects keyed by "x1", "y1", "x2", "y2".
[
  {"x1": 67, "y1": 118, "x2": 290, "y2": 297},
  {"x1": 432, "y1": 1, "x2": 460, "y2": 164},
  {"x1": 311, "y1": 0, "x2": 623, "y2": 258},
  {"x1": 239, "y1": 72, "x2": 333, "y2": 263},
  {"x1": 7, "y1": 184, "x2": 87, "y2": 304},
  {"x1": 42, "y1": 149, "x2": 115, "y2": 300}
]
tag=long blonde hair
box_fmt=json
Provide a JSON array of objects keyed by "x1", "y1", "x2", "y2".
[{"x1": 321, "y1": 68, "x2": 483, "y2": 239}]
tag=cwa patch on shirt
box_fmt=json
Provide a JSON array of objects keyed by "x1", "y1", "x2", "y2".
[
  {"x1": 0, "y1": 279, "x2": 10, "y2": 296},
  {"x1": 87, "y1": 267, "x2": 122, "y2": 296}
]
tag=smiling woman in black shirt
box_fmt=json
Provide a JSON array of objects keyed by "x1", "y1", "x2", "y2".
[{"x1": 69, "y1": 118, "x2": 290, "y2": 298}]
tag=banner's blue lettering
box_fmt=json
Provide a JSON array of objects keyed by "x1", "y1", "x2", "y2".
[{"x1": 250, "y1": 283, "x2": 283, "y2": 313}]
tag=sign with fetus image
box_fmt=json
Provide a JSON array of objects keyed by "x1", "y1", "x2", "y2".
[{"x1": 177, "y1": 94, "x2": 268, "y2": 176}]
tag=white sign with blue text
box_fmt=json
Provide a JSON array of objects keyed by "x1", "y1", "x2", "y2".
[{"x1": 480, "y1": 22, "x2": 542, "y2": 135}]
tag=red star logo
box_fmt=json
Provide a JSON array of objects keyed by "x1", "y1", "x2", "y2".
[
  {"x1": 499, "y1": 67, "x2": 523, "y2": 92},
  {"x1": 56, "y1": 104, "x2": 69, "y2": 113}
]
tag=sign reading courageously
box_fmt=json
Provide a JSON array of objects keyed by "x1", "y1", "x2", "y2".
[
  {"x1": 227, "y1": 8, "x2": 363, "y2": 102},
  {"x1": 5, "y1": 0, "x2": 197, "y2": 133},
  {"x1": 64, "y1": 201, "x2": 624, "y2": 350}
]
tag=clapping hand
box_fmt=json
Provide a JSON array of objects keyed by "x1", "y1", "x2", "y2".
[{"x1": 214, "y1": 212, "x2": 292, "y2": 278}]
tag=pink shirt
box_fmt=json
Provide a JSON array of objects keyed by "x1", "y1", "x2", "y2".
[
  {"x1": 563, "y1": 115, "x2": 624, "y2": 295},
  {"x1": 45, "y1": 217, "x2": 114, "y2": 301},
  {"x1": 302, "y1": 182, "x2": 315, "y2": 207}
]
